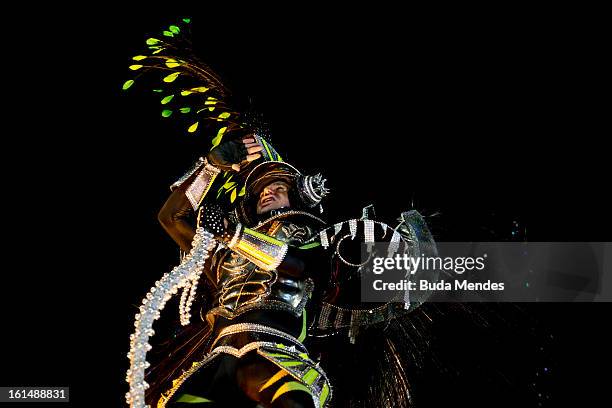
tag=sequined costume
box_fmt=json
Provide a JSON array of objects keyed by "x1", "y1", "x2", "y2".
[
  {"x1": 145, "y1": 157, "x2": 438, "y2": 408},
  {"x1": 154, "y1": 160, "x2": 334, "y2": 408}
]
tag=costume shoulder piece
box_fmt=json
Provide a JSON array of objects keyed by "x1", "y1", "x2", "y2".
[{"x1": 309, "y1": 206, "x2": 438, "y2": 342}]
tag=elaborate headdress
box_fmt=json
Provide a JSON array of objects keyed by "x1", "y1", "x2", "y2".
[{"x1": 122, "y1": 17, "x2": 282, "y2": 207}]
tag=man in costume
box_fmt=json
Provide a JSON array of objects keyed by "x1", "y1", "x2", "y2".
[
  {"x1": 154, "y1": 137, "x2": 333, "y2": 407},
  {"x1": 123, "y1": 18, "x2": 438, "y2": 408}
]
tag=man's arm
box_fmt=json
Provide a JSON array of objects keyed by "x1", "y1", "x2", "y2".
[
  {"x1": 158, "y1": 187, "x2": 196, "y2": 252},
  {"x1": 159, "y1": 135, "x2": 266, "y2": 251}
]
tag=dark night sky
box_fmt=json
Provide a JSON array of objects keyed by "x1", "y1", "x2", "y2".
[{"x1": 1, "y1": 5, "x2": 609, "y2": 407}]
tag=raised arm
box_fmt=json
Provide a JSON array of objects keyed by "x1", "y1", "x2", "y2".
[
  {"x1": 159, "y1": 135, "x2": 266, "y2": 252},
  {"x1": 158, "y1": 186, "x2": 196, "y2": 252}
]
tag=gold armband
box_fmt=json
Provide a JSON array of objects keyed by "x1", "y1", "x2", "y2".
[{"x1": 226, "y1": 225, "x2": 288, "y2": 271}]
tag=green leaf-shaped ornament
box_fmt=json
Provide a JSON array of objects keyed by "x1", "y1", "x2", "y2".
[
  {"x1": 230, "y1": 188, "x2": 237, "y2": 203},
  {"x1": 182, "y1": 18, "x2": 191, "y2": 24},
  {"x1": 176, "y1": 394, "x2": 211, "y2": 403},
  {"x1": 161, "y1": 95, "x2": 175, "y2": 104},
  {"x1": 188, "y1": 122, "x2": 199, "y2": 133},
  {"x1": 165, "y1": 59, "x2": 181, "y2": 68},
  {"x1": 161, "y1": 109, "x2": 173, "y2": 118},
  {"x1": 169, "y1": 25, "x2": 180, "y2": 34},
  {"x1": 122, "y1": 80, "x2": 134, "y2": 90},
  {"x1": 181, "y1": 86, "x2": 209, "y2": 96},
  {"x1": 146, "y1": 38, "x2": 160, "y2": 45},
  {"x1": 132, "y1": 55, "x2": 147, "y2": 61},
  {"x1": 210, "y1": 126, "x2": 227, "y2": 148},
  {"x1": 163, "y1": 72, "x2": 180, "y2": 83},
  {"x1": 163, "y1": 31, "x2": 174, "y2": 37},
  {"x1": 180, "y1": 107, "x2": 191, "y2": 113}
]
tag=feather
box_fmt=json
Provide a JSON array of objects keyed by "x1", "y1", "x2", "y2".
[{"x1": 122, "y1": 17, "x2": 278, "y2": 214}]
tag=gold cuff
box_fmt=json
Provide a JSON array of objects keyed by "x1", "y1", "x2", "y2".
[{"x1": 228, "y1": 227, "x2": 288, "y2": 271}]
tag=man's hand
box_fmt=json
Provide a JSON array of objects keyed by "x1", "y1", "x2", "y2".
[
  {"x1": 207, "y1": 135, "x2": 264, "y2": 172},
  {"x1": 238, "y1": 136, "x2": 265, "y2": 171}
]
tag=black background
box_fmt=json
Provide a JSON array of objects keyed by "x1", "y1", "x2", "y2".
[{"x1": 2, "y1": 4, "x2": 609, "y2": 407}]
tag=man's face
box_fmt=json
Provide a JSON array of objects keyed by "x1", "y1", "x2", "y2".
[{"x1": 256, "y1": 181, "x2": 291, "y2": 214}]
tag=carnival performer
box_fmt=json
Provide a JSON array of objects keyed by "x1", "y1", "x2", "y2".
[
  {"x1": 123, "y1": 18, "x2": 437, "y2": 408},
  {"x1": 155, "y1": 139, "x2": 332, "y2": 407}
]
